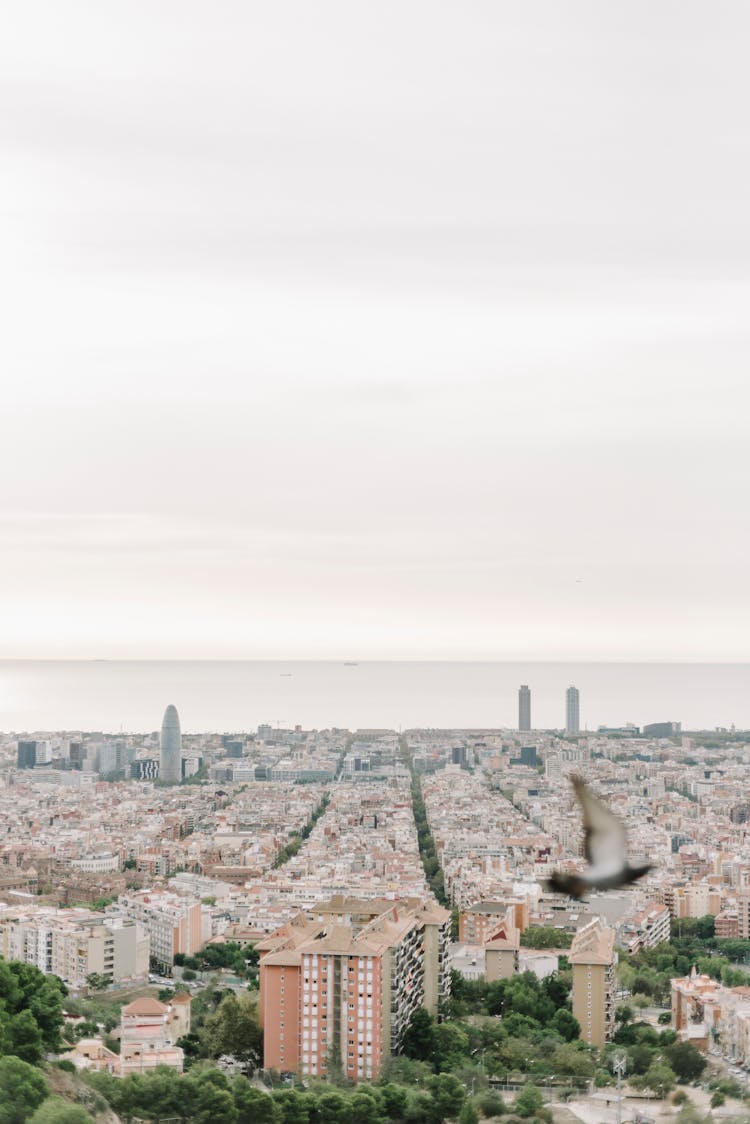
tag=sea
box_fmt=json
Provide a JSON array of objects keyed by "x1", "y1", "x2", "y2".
[{"x1": 0, "y1": 660, "x2": 749, "y2": 735}]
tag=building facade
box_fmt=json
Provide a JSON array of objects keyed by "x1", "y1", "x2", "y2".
[
  {"x1": 0, "y1": 907, "x2": 149, "y2": 990},
  {"x1": 159, "y1": 704, "x2": 182, "y2": 785},
  {"x1": 113, "y1": 890, "x2": 203, "y2": 972},
  {"x1": 119, "y1": 994, "x2": 190, "y2": 1075},
  {"x1": 565, "y1": 686, "x2": 580, "y2": 735},
  {"x1": 259, "y1": 896, "x2": 451, "y2": 1083},
  {"x1": 570, "y1": 919, "x2": 616, "y2": 1048},
  {"x1": 518, "y1": 685, "x2": 531, "y2": 732}
]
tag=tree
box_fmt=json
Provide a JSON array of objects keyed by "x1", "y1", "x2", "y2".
[
  {"x1": 640, "y1": 1062, "x2": 676, "y2": 1098},
  {"x1": 402, "y1": 1008, "x2": 437, "y2": 1063},
  {"x1": 515, "y1": 1085, "x2": 544, "y2": 1118},
  {"x1": 664, "y1": 1041, "x2": 707, "y2": 1083},
  {"x1": 696, "y1": 916, "x2": 716, "y2": 941},
  {"x1": 380, "y1": 1082, "x2": 409, "y2": 1119},
  {"x1": 204, "y1": 993, "x2": 262, "y2": 1069},
  {"x1": 520, "y1": 927, "x2": 572, "y2": 950},
  {"x1": 5, "y1": 1009, "x2": 44, "y2": 1065},
  {"x1": 85, "y1": 973, "x2": 109, "y2": 992},
  {"x1": 272, "y1": 1090, "x2": 312, "y2": 1124},
  {"x1": 475, "y1": 1090, "x2": 505, "y2": 1118},
  {"x1": 314, "y1": 1091, "x2": 351, "y2": 1123},
  {"x1": 427, "y1": 1073, "x2": 466, "y2": 1121},
  {"x1": 459, "y1": 1102, "x2": 480, "y2": 1124},
  {"x1": 550, "y1": 1009, "x2": 580, "y2": 1042},
  {"x1": 349, "y1": 1091, "x2": 386, "y2": 1124},
  {"x1": 432, "y1": 1021, "x2": 470, "y2": 1071},
  {"x1": 0, "y1": 1056, "x2": 48, "y2": 1124},
  {"x1": 0, "y1": 959, "x2": 65, "y2": 1057},
  {"x1": 28, "y1": 1100, "x2": 94, "y2": 1124},
  {"x1": 232, "y1": 1080, "x2": 280, "y2": 1124}
]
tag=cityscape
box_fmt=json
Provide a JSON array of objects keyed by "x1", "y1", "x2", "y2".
[
  {"x1": 5, "y1": 2, "x2": 750, "y2": 1123},
  {"x1": 2, "y1": 689, "x2": 750, "y2": 1121}
]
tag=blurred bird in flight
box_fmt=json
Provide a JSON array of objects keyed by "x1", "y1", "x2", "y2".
[{"x1": 545, "y1": 775, "x2": 652, "y2": 899}]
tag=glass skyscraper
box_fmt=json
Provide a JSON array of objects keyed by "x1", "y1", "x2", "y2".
[{"x1": 159, "y1": 704, "x2": 182, "y2": 784}]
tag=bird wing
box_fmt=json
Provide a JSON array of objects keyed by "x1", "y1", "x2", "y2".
[{"x1": 571, "y1": 775, "x2": 627, "y2": 879}]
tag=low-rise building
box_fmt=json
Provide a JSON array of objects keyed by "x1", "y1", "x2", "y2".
[{"x1": 119, "y1": 994, "x2": 191, "y2": 1076}]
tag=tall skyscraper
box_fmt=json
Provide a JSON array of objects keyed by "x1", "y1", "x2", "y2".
[
  {"x1": 160, "y1": 704, "x2": 182, "y2": 784},
  {"x1": 565, "y1": 686, "x2": 580, "y2": 734},
  {"x1": 518, "y1": 685, "x2": 531, "y2": 732}
]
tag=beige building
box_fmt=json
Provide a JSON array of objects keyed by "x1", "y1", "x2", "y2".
[
  {"x1": 570, "y1": 919, "x2": 616, "y2": 1048},
  {"x1": 0, "y1": 906, "x2": 149, "y2": 990},
  {"x1": 113, "y1": 890, "x2": 203, "y2": 972},
  {"x1": 484, "y1": 918, "x2": 520, "y2": 981}
]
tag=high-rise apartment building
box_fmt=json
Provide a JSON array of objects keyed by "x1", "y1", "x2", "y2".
[
  {"x1": 259, "y1": 896, "x2": 451, "y2": 1083},
  {"x1": 570, "y1": 919, "x2": 616, "y2": 1048},
  {"x1": 159, "y1": 704, "x2": 182, "y2": 785},
  {"x1": 565, "y1": 686, "x2": 580, "y2": 734},
  {"x1": 518, "y1": 685, "x2": 531, "y2": 732}
]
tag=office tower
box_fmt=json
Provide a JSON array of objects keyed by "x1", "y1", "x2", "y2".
[
  {"x1": 570, "y1": 919, "x2": 616, "y2": 1047},
  {"x1": 159, "y1": 704, "x2": 182, "y2": 784},
  {"x1": 17, "y1": 740, "x2": 37, "y2": 769},
  {"x1": 518, "y1": 685, "x2": 531, "y2": 732},
  {"x1": 565, "y1": 685, "x2": 580, "y2": 734}
]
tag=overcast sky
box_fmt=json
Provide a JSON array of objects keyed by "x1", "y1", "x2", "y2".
[{"x1": 2, "y1": 1, "x2": 749, "y2": 660}]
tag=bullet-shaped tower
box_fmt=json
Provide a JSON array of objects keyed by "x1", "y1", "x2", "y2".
[{"x1": 160, "y1": 704, "x2": 182, "y2": 784}]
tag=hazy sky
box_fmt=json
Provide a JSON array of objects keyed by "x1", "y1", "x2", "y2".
[{"x1": 2, "y1": 2, "x2": 749, "y2": 660}]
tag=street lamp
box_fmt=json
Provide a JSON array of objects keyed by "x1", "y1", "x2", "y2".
[{"x1": 612, "y1": 1050, "x2": 627, "y2": 1124}]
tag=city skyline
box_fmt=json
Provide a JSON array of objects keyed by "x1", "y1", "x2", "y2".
[{"x1": 3, "y1": 3, "x2": 750, "y2": 661}]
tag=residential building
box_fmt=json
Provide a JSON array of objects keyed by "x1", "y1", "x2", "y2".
[
  {"x1": 459, "y1": 901, "x2": 527, "y2": 945},
  {"x1": 258, "y1": 896, "x2": 451, "y2": 1083},
  {"x1": 618, "y1": 901, "x2": 671, "y2": 954},
  {"x1": 119, "y1": 994, "x2": 191, "y2": 1075},
  {"x1": 0, "y1": 907, "x2": 149, "y2": 990},
  {"x1": 113, "y1": 890, "x2": 203, "y2": 972},
  {"x1": 570, "y1": 919, "x2": 616, "y2": 1048},
  {"x1": 485, "y1": 919, "x2": 520, "y2": 981}
]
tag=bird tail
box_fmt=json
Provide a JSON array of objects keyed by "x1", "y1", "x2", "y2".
[
  {"x1": 626, "y1": 863, "x2": 653, "y2": 884},
  {"x1": 544, "y1": 871, "x2": 587, "y2": 900}
]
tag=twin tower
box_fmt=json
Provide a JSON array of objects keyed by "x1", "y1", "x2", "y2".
[
  {"x1": 160, "y1": 704, "x2": 182, "y2": 784},
  {"x1": 518, "y1": 684, "x2": 580, "y2": 734}
]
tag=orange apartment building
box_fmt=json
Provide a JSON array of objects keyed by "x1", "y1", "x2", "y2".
[{"x1": 259, "y1": 895, "x2": 450, "y2": 1083}]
